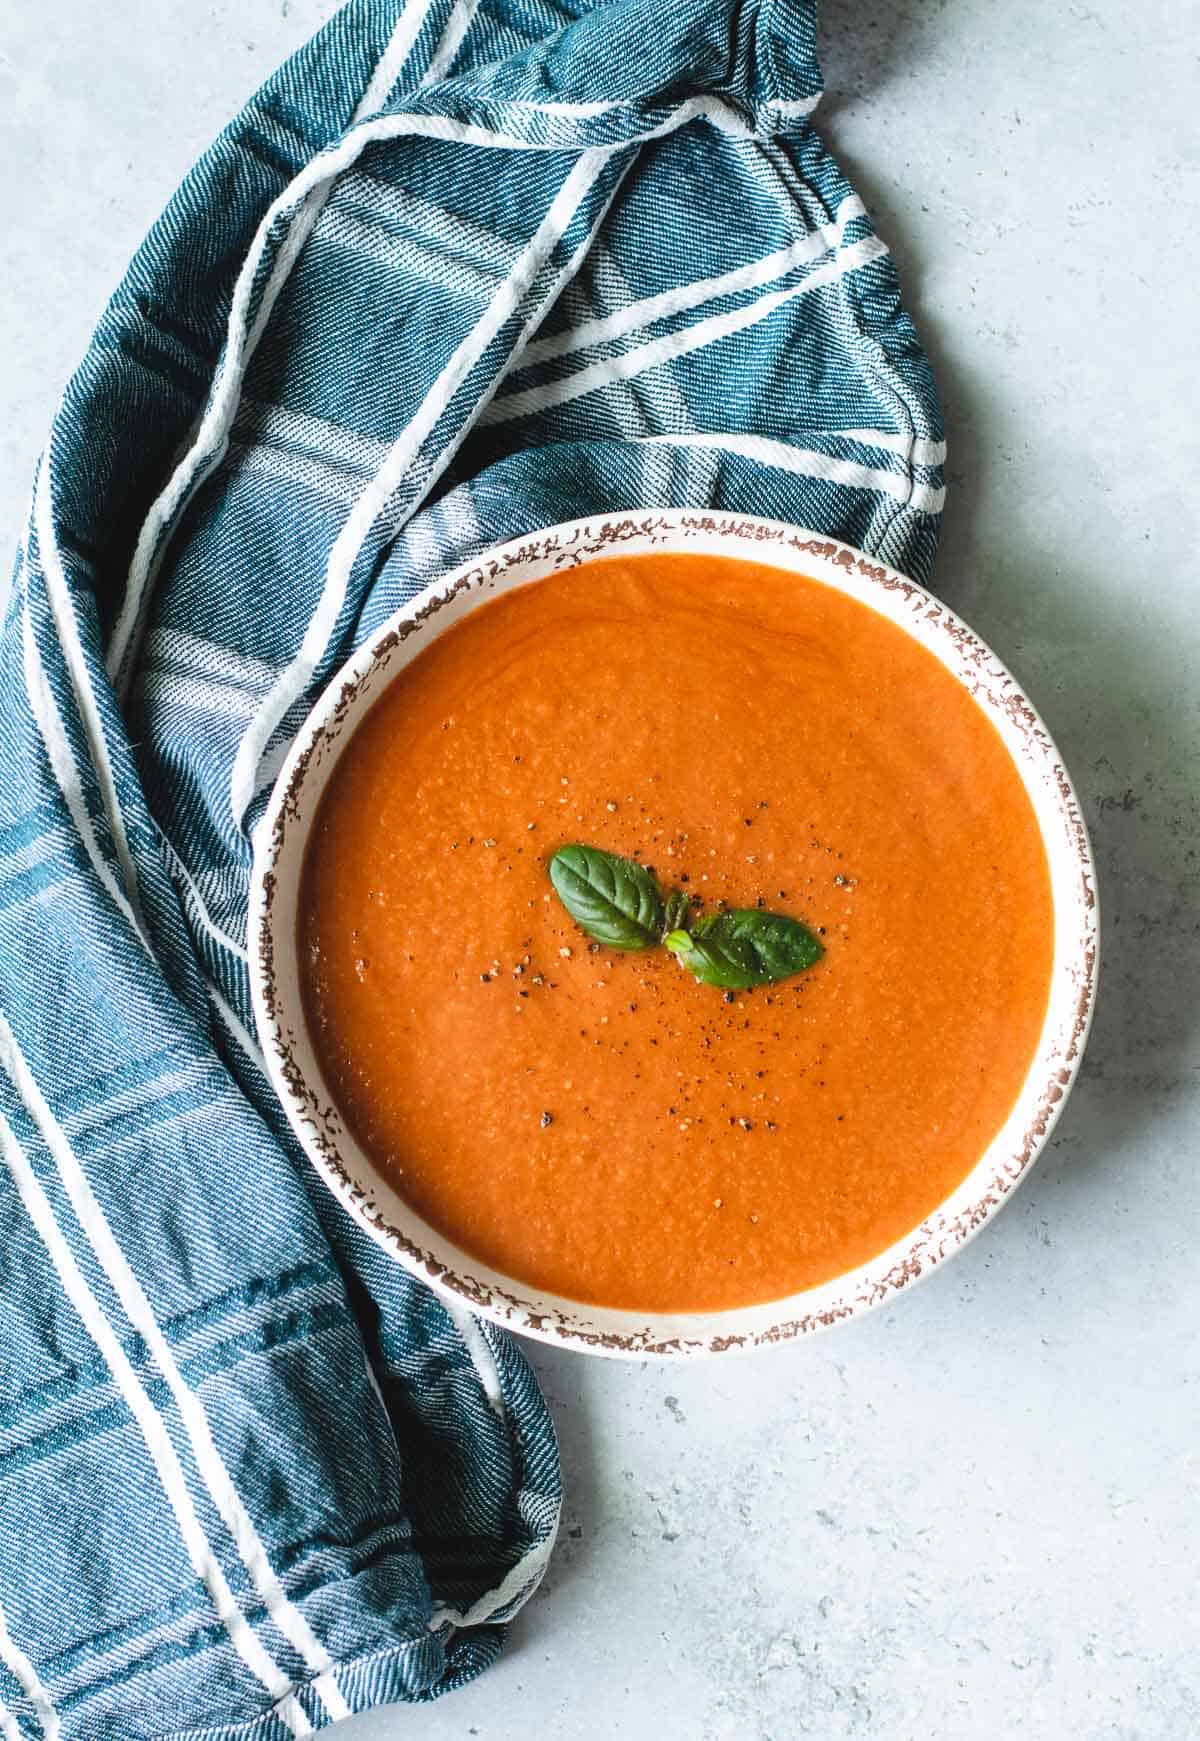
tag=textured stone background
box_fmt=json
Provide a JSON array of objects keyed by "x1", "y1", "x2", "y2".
[{"x1": 2, "y1": 1, "x2": 1198, "y2": 1735}]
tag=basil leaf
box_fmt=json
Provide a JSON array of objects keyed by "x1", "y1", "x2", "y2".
[
  {"x1": 548, "y1": 845, "x2": 665, "y2": 951},
  {"x1": 664, "y1": 908, "x2": 823, "y2": 989}
]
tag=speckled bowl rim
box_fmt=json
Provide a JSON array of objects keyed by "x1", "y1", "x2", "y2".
[{"x1": 248, "y1": 511, "x2": 1098, "y2": 1358}]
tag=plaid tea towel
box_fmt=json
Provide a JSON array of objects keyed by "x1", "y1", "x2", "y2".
[{"x1": 1, "y1": 0, "x2": 943, "y2": 1733}]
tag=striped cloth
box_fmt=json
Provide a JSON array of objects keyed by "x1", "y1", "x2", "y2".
[{"x1": 2, "y1": 0, "x2": 942, "y2": 1734}]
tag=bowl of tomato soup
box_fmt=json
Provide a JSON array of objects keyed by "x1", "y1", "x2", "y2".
[{"x1": 249, "y1": 512, "x2": 1097, "y2": 1356}]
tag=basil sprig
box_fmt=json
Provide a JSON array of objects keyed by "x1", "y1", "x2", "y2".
[
  {"x1": 547, "y1": 844, "x2": 665, "y2": 950},
  {"x1": 664, "y1": 910, "x2": 823, "y2": 988},
  {"x1": 547, "y1": 844, "x2": 823, "y2": 989}
]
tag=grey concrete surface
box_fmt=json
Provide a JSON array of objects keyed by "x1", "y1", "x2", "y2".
[{"x1": 2, "y1": 1, "x2": 1198, "y2": 1736}]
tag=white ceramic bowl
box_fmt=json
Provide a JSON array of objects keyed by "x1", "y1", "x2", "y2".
[{"x1": 249, "y1": 512, "x2": 1098, "y2": 1357}]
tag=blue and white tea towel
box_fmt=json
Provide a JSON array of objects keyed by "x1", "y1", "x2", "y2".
[{"x1": 1, "y1": 0, "x2": 943, "y2": 1733}]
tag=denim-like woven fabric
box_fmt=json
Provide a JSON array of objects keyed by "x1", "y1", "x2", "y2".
[{"x1": 1, "y1": 0, "x2": 942, "y2": 1734}]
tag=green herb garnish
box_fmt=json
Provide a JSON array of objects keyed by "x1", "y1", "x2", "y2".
[
  {"x1": 547, "y1": 844, "x2": 665, "y2": 951},
  {"x1": 663, "y1": 909, "x2": 823, "y2": 988},
  {"x1": 547, "y1": 844, "x2": 824, "y2": 989}
]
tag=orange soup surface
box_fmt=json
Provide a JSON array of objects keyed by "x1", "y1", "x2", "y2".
[{"x1": 300, "y1": 553, "x2": 1054, "y2": 1312}]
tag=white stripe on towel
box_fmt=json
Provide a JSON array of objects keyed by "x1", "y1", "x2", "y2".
[
  {"x1": 0, "y1": 1103, "x2": 313, "y2": 1736},
  {"x1": 138, "y1": 668, "x2": 265, "y2": 723},
  {"x1": 515, "y1": 192, "x2": 865, "y2": 369},
  {"x1": 20, "y1": 589, "x2": 153, "y2": 961},
  {"x1": 421, "y1": 0, "x2": 481, "y2": 84},
  {"x1": 0, "y1": 1015, "x2": 347, "y2": 1725},
  {"x1": 209, "y1": 984, "x2": 269, "y2": 1078},
  {"x1": 588, "y1": 241, "x2": 694, "y2": 436},
  {"x1": 440, "y1": 1300, "x2": 507, "y2": 1423},
  {"x1": 0, "y1": 1601, "x2": 59, "y2": 1740},
  {"x1": 145, "y1": 627, "x2": 281, "y2": 694},
  {"x1": 770, "y1": 93, "x2": 823, "y2": 120},
  {"x1": 838, "y1": 427, "x2": 947, "y2": 466},
  {"x1": 358, "y1": 0, "x2": 444, "y2": 114},
  {"x1": 640, "y1": 430, "x2": 947, "y2": 514},
  {"x1": 34, "y1": 461, "x2": 147, "y2": 936},
  {"x1": 484, "y1": 233, "x2": 888, "y2": 424},
  {"x1": 157, "y1": 834, "x2": 249, "y2": 966}
]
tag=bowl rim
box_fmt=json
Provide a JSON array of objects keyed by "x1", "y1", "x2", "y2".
[{"x1": 248, "y1": 510, "x2": 1099, "y2": 1358}]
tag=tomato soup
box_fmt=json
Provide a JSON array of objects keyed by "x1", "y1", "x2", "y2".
[{"x1": 299, "y1": 553, "x2": 1054, "y2": 1312}]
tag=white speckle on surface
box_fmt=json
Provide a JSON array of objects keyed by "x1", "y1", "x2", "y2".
[{"x1": 2, "y1": 1, "x2": 1199, "y2": 1738}]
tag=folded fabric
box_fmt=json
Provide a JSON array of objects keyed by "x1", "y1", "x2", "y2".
[{"x1": 0, "y1": 0, "x2": 943, "y2": 1734}]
